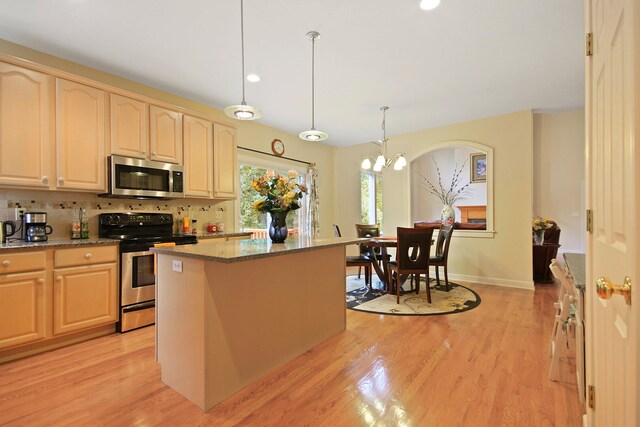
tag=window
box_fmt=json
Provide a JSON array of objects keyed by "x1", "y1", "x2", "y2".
[
  {"x1": 361, "y1": 171, "x2": 383, "y2": 230},
  {"x1": 239, "y1": 163, "x2": 306, "y2": 237}
]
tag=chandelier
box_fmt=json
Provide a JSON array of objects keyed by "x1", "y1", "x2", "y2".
[{"x1": 361, "y1": 106, "x2": 406, "y2": 171}]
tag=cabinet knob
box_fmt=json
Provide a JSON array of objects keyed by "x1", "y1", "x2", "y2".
[
  {"x1": 152, "y1": 152, "x2": 157, "y2": 156},
  {"x1": 58, "y1": 177, "x2": 65, "y2": 185},
  {"x1": 56, "y1": 276, "x2": 63, "y2": 282},
  {"x1": 85, "y1": 253, "x2": 93, "y2": 259},
  {"x1": 37, "y1": 278, "x2": 45, "y2": 284},
  {"x1": 1, "y1": 260, "x2": 9, "y2": 267},
  {"x1": 41, "y1": 175, "x2": 49, "y2": 184}
]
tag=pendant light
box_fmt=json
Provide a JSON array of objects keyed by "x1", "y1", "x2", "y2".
[
  {"x1": 225, "y1": 0, "x2": 262, "y2": 120},
  {"x1": 361, "y1": 106, "x2": 407, "y2": 171},
  {"x1": 299, "y1": 31, "x2": 328, "y2": 142}
]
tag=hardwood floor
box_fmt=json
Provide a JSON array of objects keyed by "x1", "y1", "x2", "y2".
[{"x1": 0, "y1": 280, "x2": 584, "y2": 426}]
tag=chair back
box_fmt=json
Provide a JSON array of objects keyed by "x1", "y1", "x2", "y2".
[
  {"x1": 333, "y1": 224, "x2": 342, "y2": 238},
  {"x1": 544, "y1": 223, "x2": 561, "y2": 244},
  {"x1": 433, "y1": 224, "x2": 454, "y2": 259},
  {"x1": 396, "y1": 227, "x2": 434, "y2": 273},
  {"x1": 355, "y1": 224, "x2": 381, "y2": 257}
]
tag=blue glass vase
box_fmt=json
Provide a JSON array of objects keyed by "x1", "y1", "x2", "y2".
[{"x1": 269, "y1": 211, "x2": 289, "y2": 243}]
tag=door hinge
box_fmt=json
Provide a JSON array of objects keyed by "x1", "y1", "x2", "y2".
[
  {"x1": 588, "y1": 385, "x2": 596, "y2": 409},
  {"x1": 587, "y1": 209, "x2": 593, "y2": 233},
  {"x1": 586, "y1": 32, "x2": 593, "y2": 56}
]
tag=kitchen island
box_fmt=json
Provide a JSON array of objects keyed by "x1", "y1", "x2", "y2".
[{"x1": 151, "y1": 237, "x2": 362, "y2": 411}]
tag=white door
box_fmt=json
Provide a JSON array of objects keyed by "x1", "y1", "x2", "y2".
[{"x1": 586, "y1": 0, "x2": 638, "y2": 425}]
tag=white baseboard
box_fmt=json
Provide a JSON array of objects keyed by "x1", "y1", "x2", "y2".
[{"x1": 447, "y1": 273, "x2": 535, "y2": 290}]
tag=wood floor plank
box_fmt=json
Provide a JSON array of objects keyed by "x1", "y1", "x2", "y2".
[{"x1": 0, "y1": 280, "x2": 584, "y2": 426}]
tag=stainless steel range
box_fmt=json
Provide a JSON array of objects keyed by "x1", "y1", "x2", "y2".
[{"x1": 99, "y1": 212, "x2": 197, "y2": 332}]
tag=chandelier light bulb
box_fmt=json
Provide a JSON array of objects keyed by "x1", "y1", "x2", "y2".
[
  {"x1": 375, "y1": 154, "x2": 386, "y2": 167},
  {"x1": 373, "y1": 162, "x2": 383, "y2": 172},
  {"x1": 361, "y1": 158, "x2": 372, "y2": 169},
  {"x1": 420, "y1": 0, "x2": 441, "y2": 11},
  {"x1": 394, "y1": 155, "x2": 407, "y2": 170}
]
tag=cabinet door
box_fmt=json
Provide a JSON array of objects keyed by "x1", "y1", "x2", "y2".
[
  {"x1": 213, "y1": 124, "x2": 237, "y2": 198},
  {"x1": 56, "y1": 79, "x2": 106, "y2": 191},
  {"x1": 110, "y1": 93, "x2": 148, "y2": 159},
  {"x1": 53, "y1": 263, "x2": 117, "y2": 335},
  {"x1": 0, "y1": 62, "x2": 52, "y2": 189},
  {"x1": 183, "y1": 115, "x2": 213, "y2": 198},
  {"x1": 0, "y1": 271, "x2": 46, "y2": 350},
  {"x1": 149, "y1": 105, "x2": 182, "y2": 164}
]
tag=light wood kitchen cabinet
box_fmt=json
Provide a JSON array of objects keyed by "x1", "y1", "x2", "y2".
[
  {"x1": 0, "y1": 62, "x2": 52, "y2": 189},
  {"x1": 183, "y1": 115, "x2": 213, "y2": 198},
  {"x1": 55, "y1": 78, "x2": 106, "y2": 191},
  {"x1": 213, "y1": 123, "x2": 237, "y2": 199},
  {"x1": 109, "y1": 93, "x2": 148, "y2": 159},
  {"x1": 109, "y1": 100, "x2": 182, "y2": 165},
  {"x1": 53, "y1": 262, "x2": 117, "y2": 336},
  {"x1": 149, "y1": 105, "x2": 182, "y2": 164},
  {"x1": 0, "y1": 250, "x2": 48, "y2": 350}
]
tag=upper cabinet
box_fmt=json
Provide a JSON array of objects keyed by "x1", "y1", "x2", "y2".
[
  {"x1": 183, "y1": 115, "x2": 213, "y2": 198},
  {"x1": 0, "y1": 63, "x2": 52, "y2": 189},
  {"x1": 56, "y1": 79, "x2": 106, "y2": 191},
  {"x1": 149, "y1": 105, "x2": 182, "y2": 164},
  {"x1": 213, "y1": 124, "x2": 237, "y2": 199},
  {"x1": 109, "y1": 94, "x2": 148, "y2": 159},
  {"x1": 110, "y1": 96, "x2": 183, "y2": 165}
]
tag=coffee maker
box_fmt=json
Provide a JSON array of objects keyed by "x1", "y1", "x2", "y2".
[{"x1": 24, "y1": 212, "x2": 53, "y2": 242}]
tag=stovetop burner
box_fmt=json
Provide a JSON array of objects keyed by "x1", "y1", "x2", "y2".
[{"x1": 98, "y1": 212, "x2": 197, "y2": 250}]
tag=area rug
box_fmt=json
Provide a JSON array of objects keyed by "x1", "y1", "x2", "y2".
[{"x1": 346, "y1": 275, "x2": 481, "y2": 316}]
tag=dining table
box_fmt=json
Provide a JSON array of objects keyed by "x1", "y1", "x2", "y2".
[{"x1": 365, "y1": 235, "x2": 437, "y2": 294}]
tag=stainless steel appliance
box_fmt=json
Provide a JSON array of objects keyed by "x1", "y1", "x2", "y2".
[
  {"x1": 99, "y1": 212, "x2": 197, "y2": 332},
  {"x1": 24, "y1": 212, "x2": 53, "y2": 242},
  {"x1": 100, "y1": 155, "x2": 184, "y2": 199}
]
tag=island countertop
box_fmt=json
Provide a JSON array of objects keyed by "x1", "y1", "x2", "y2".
[{"x1": 151, "y1": 237, "x2": 365, "y2": 263}]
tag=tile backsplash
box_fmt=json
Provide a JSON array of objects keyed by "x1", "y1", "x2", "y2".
[{"x1": 0, "y1": 189, "x2": 235, "y2": 240}]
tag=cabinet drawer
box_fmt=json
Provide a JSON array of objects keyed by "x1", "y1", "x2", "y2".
[
  {"x1": 0, "y1": 251, "x2": 46, "y2": 274},
  {"x1": 55, "y1": 245, "x2": 117, "y2": 268}
]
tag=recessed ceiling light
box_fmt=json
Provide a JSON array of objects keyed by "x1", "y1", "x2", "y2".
[
  {"x1": 420, "y1": 0, "x2": 441, "y2": 11},
  {"x1": 247, "y1": 74, "x2": 260, "y2": 82}
]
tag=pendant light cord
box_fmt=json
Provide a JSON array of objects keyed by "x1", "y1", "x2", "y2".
[
  {"x1": 240, "y1": 0, "x2": 247, "y2": 106},
  {"x1": 311, "y1": 35, "x2": 316, "y2": 130}
]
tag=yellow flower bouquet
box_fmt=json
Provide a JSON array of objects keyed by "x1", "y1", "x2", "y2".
[{"x1": 252, "y1": 169, "x2": 308, "y2": 213}]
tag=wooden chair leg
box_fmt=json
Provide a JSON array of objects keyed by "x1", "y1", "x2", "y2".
[
  {"x1": 364, "y1": 265, "x2": 370, "y2": 289},
  {"x1": 396, "y1": 270, "x2": 401, "y2": 304},
  {"x1": 369, "y1": 265, "x2": 373, "y2": 291},
  {"x1": 444, "y1": 264, "x2": 450, "y2": 291},
  {"x1": 415, "y1": 274, "x2": 420, "y2": 294},
  {"x1": 358, "y1": 266, "x2": 362, "y2": 279},
  {"x1": 435, "y1": 265, "x2": 440, "y2": 287},
  {"x1": 425, "y1": 269, "x2": 432, "y2": 303}
]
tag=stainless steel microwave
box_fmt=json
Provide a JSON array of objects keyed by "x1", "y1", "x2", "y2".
[{"x1": 101, "y1": 155, "x2": 184, "y2": 199}]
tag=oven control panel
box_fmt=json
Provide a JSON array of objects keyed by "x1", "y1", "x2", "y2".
[{"x1": 99, "y1": 213, "x2": 173, "y2": 226}]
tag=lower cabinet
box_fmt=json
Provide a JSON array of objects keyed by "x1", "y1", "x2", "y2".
[
  {"x1": 0, "y1": 271, "x2": 47, "y2": 350},
  {"x1": 53, "y1": 263, "x2": 117, "y2": 335},
  {"x1": 0, "y1": 244, "x2": 119, "y2": 358}
]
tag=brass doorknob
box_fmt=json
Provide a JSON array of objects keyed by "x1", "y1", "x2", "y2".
[{"x1": 596, "y1": 276, "x2": 632, "y2": 305}]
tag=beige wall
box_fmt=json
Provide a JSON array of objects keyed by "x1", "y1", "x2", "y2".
[
  {"x1": 0, "y1": 39, "x2": 336, "y2": 238},
  {"x1": 533, "y1": 110, "x2": 585, "y2": 253},
  {"x1": 334, "y1": 111, "x2": 535, "y2": 288}
]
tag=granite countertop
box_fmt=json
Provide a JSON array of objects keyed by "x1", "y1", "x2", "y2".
[
  {"x1": 0, "y1": 238, "x2": 119, "y2": 251},
  {"x1": 196, "y1": 232, "x2": 253, "y2": 239},
  {"x1": 563, "y1": 252, "x2": 585, "y2": 289},
  {"x1": 151, "y1": 237, "x2": 366, "y2": 263}
]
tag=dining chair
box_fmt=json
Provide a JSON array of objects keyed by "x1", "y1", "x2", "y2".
[
  {"x1": 430, "y1": 224, "x2": 454, "y2": 291},
  {"x1": 355, "y1": 223, "x2": 391, "y2": 265},
  {"x1": 387, "y1": 227, "x2": 435, "y2": 304},
  {"x1": 333, "y1": 224, "x2": 372, "y2": 289}
]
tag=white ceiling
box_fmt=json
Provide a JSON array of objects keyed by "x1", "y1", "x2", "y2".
[{"x1": 0, "y1": 0, "x2": 584, "y2": 147}]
